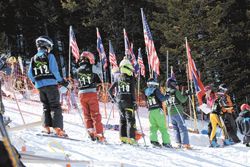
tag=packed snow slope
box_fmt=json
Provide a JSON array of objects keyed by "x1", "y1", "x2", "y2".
[{"x1": 2, "y1": 93, "x2": 250, "y2": 167}]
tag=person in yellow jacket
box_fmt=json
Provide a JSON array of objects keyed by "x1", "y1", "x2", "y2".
[{"x1": 204, "y1": 85, "x2": 232, "y2": 147}]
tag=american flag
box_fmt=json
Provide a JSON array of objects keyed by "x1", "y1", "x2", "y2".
[
  {"x1": 69, "y1": 26, "x2": 80, "y2": 61},
  {"x1": 109, "y1": 40, "x2": 118, "y2": 69},
  {"x1": 96, "y1": 28, "x2": 108, "y2": 70},
  {"x1": 130, "y1": 43, "x2": 139, "y2": 75},
  {"x1": 186, "y1": 40, "x2": 205, "y2": 105},
  {"x1": 123, "y1": 29, "x2": 131, "y2": 57},
  {"x1": 141, "y1": 8, "x2": 160, "y2": 76},
  {"x1": 138, "y1": 48, "x2": 145, "y2": 77}
]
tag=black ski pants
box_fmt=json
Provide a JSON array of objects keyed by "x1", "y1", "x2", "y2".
[
  {"x1": 222, "y1": 112, "x2": 240, "y2": 143},
  {"x1": 118, "y1": 101, "x2": 136, "y2": 139},
  {"x1": 39, "y1": 85, "x2": 63, "y2": 129}
]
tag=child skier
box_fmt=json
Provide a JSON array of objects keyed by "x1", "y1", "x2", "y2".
[
  {"x1": 202, "y1": 85, "x2": 218, "y2": 144},
  {"x1": 28, "y1": 36, "x2": 70, "y2": 136},
  {"x1": 109, "y1": 57, "x2": 141, "y2": 144},
  {"x1": 236, "y1": 104, "x2": 250, "y2": 147},
  {"x1": 145, "y1": 78, "x2": 172, "y2": 148},
  {"x1": 166, "y1": 77, "x2": 190, "y2": 149},
  {"x1": 218, "y1": 84, "x2": 240, "y2": 143},
  {"x1": 76, "y1": 51, "x2": 105, "y2": 143},
  {"x1": 209, "y1": 92, "x2": 234, "y2": 147}
]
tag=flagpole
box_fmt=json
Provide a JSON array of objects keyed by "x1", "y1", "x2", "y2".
[
  {"x1": 185, "y1": 37, "x2": 198, "y2": 132},
  {"x1": 97, "y1": 27, "x2": 107, "y2": 118},
  {"x1": 137, "y1": 65, "x2": 141, "y2": 107},
  {"x1": 68, "y1": 26, "x2": 72, "y2": 78},
  {"x1": 186, "y1": 63, "x2": 193, "y2": 121}
]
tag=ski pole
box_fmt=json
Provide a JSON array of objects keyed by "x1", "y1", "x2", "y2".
[
  {"x1": 106, "y1": 90, "x2": 123, "y2": 116},
  {"x1": 75, "y1": 104, "x2": 89, "y2": 137},
  {"x1": 13, "y1": 91, "x2": 26, "y2": 125},
  {"x1": 72, "y1": 92, "x2": 89, "y2": 138},
  {"x1": 166, "y1": 99, "x2": 172, "y2": 128},
  {"x1": 172, "y1": 102, "x2": 186, "y2": 127},
  {"x1": 135, "y1": 107, "x2": 147, "y2": 147},
  {"x1": 105, "y1": 103, "x2": 114, "y2": 129}
]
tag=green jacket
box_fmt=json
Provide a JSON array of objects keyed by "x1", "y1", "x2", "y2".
[{"x1": 167, "y1": 90, "x2": 188, "y2": 116}]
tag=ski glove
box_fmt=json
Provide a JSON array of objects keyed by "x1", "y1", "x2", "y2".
[{"x1": 58, "y1": 80, "x2": 72, "y2": 90}]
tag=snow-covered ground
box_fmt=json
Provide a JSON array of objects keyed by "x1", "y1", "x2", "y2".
[{"x1": 1, "y1": 92, "x2": 250, "y2": 167}]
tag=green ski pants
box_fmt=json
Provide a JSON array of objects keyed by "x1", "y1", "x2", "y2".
[{"x1": 149, "y1": 108, "x2": 170, "y2": 144}]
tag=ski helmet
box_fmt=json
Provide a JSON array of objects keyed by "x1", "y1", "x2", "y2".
[
  {"x1": 119, "y1": 57, "x2": 134, "y2": 76},
  {"x1": 147, "y1": 78, "x2": 159, "y2": 88},
  {"x1": 79, "y1": 51, "x2": 95, "y2": 65},
  {"x1": 240, "y1": 104, "x2": 250, "y2": 111},
  {"x1": 218, "y1": 83, "x2": 228, "y2": 93},
  {"x1": 167, "y1": 77, "x2": 177, "y2": 89},
  {"x1": 35, "y1": 36, "x2": 53, "y2": 51}
]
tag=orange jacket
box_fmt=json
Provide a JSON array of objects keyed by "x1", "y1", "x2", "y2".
[{"x1": 221, "y1": 94, "x2": 234, "y2": 113}]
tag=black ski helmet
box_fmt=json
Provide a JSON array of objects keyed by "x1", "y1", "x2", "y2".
[
  {"x1": 218, "y1": 83, "x2": 228, "y2": 93},
  {"x1": 167, "y1": 77, "x2": 177, "y2": 89},
  {"x1": 35, "y1": 36, "x2": 53, "y2": 51}
]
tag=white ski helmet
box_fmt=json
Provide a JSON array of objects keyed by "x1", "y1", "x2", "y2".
[{"x1": 35, "y1": 36, "x2": 54, "y2": 51}]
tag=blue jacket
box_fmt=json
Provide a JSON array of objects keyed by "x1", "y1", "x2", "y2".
[{"x1": 28, "y1": 50, "x2": 63, "y2": 89}]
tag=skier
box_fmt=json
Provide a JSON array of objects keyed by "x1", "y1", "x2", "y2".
[
  {"x1": 145, "y1": 78, "x2": 172, "y2": 148},
  {"x1": 236, "y1": 104, "x2": 250, "y2": 147},
  {"x1": 218, "y1": 84, "x2": 241, "y2": 143},
  {"x1": 166, "y1": 77, "x2": 191, "y2": 149},
  {"x1": 28, "y1": 36, "x2": 70, "y2": 136},
  {"x1": 209, "y1": 92, "x2": 234, "y2": 147},
  {"x1": 75, "y1": 51, "x2": 105, "y2": 142},
  {"x1": 109, "y1": 57, "x2": 141, "y2": 145},
  {"x1": 202, "y1": 85, "x2": 217, "y2": 143}
]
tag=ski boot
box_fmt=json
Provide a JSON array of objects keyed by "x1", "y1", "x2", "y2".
[
  {"x1": 88, "y1": 131, "x2": 97, "y2": 141},
  {"x1": 210, "y1": 140, "x2": 220, "y2": 148},
  {"x1": 135, "y1": 131, "x2": 144, "y2": 141},
  {"x1": 173, "y1": 143, "x2": 182, "y2": 149},
  {"x1": 54, "y1": 128, "x2": 68, "y2": 137},
  {"x1": 182, "y1": 144, "x2": 192, "y2": 150},
  {"x1": 95, "y1": 134, "x2": 106, "y2": 143},
  {"x1": 162, "y1": 143, "x2": 173, "y2": 148},
  {"x1": 151, "y1": 141, "x2": 161, "y2": 148},
  {"x1": 42, "y1": 126, "x2": 51, "y2": 134},
  {"x1": 120, "y1": 137, "x2": 129, "y2": 144},
  {"x1": 223, "y1": 139, "x2": 234, "y2": 146},
  {"x1": 230, "y1": 138, "x2": 241, "y2": 144},
  {"x1": 246, "y1": 143, "x2": 250, "y2": 147},
  {"x1": 127, "y1": 138, "x2": 138, "y2": 145}
]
